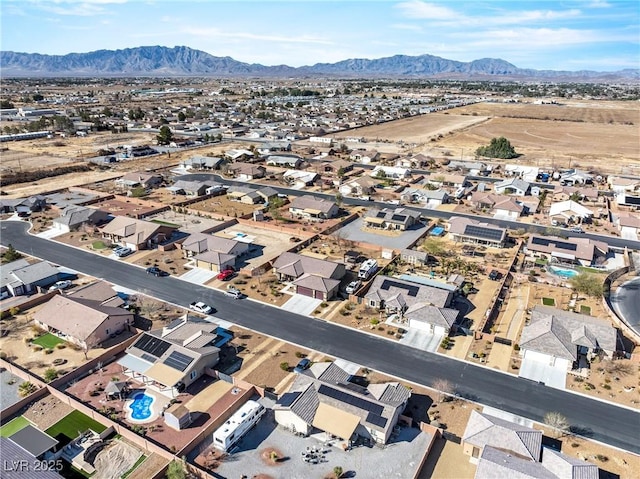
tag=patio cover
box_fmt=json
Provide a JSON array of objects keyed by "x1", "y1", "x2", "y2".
[
  {"x1": 303, "y1": 208, "x2": 322, "y2": 215},
  {"x1": 365, "y1": 217, "x2": 386, "y2": 225},
  {"x1": 117, "y1": 354, "x2": 153, "y2": 374},
  {"x1": 9, "y1": 425, "x2": 58, "y2": 458},
  {"x1": 312, "y1": 403, "x2": 360, "y2": 441},
  {"x1": 105, "y1": 381, "x2": 128, "y2": 395},
  {"x1": 552, "y1": 251, "x2": 576, "y2": 260},
  {"x1": 144, "y1": 362, "x2": 184, "y2": 387}
]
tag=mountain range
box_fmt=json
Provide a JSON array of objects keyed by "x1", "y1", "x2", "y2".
[{"x1": 1, "y1": 46, "x2": 637, "y2": 81}]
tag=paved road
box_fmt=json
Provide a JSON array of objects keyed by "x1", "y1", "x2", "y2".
[
  {"x1": 176, "y1": 172, "x2": 640, "y2": 251},
  {"x1": 2, "y1": 221, "x2": 639, "y2": 453},
  {"x1": 611, "y1": 276, "x2": 640, "y2": 339}
]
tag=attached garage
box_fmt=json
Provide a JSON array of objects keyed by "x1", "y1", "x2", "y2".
[
  {"x1": 296, "y1": 286, "x2": 314, "y2": 298},
  {"x1": 519, "y1": 350, "x2": 568, "y2": 390}
]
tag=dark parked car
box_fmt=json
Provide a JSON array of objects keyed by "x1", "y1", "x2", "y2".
[
  {"x1": 146, "y1": 267, "x2": 167, "y2": 277},
  {"x1": 293, "y1": 358, "x2": 311, "y2": 374},
  {"x1": 488, "y1": 270, "x2": 501, "y2": 281}
]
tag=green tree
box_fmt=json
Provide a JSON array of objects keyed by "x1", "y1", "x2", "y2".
[
  {"x1": 333, "y1": 466, "x2": 344, "y2": 478},
  {"x1": 569, "y1": 272, "x2": 604, "y2": 297},
  {"x1": 1, "y1": 99, "x2": 14, "y2": 109},
  {"x1": 475, "y1": 136, "x2": 518, "y2": 159},
  {"x1": 2, "y1": 244, "x2": 22, "y2": 263},
  {"x1": 165, "y1": 459, "x2": 186, "y2": 479},
  {"x1": 44, "y1": 368, "x2": 59, "y2": 383},
  {"x1": 18, "y1": 382, "x2": 37, "y2": 397},
  {"x1": 337, "y1": 167, "x2": 346, "y2": 179},
  {"x1": 177, "y1": 111, "x2": 186, "y2": 122},
  {"x1": 335, "y1": 192, "x2": 344, "y2": 206},
  {"x1": 156, "y1": 125, "x2": 173, "y2": 145},
  {"x1": 32, "y1": 93, "x2": 44, "y2": 101}
]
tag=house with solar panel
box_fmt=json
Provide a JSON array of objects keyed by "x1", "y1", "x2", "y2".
[
  {"x1": 363, "y1": 207, "x2": 422, "y2": 231},
  {"x1": 118, "y1": 316, "x2": 226, "y2": 396},
  {"x1": 274, "y1": 362, "x2": 411, "y2": 445},
  {"x1": 447, "y1": 216, "x2": 507, "y2": 248},
  {"x1": 525, "y1": 234, "x2": 609, "y2": 267}
]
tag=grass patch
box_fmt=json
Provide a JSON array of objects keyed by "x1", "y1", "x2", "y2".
[
  {"x1": 150, "y1": 219, "x2": 181, "y2": 228},
  {"x1": 122, "y1": 455, "x2": 147, "y2": 479},
  {"x1": 45, "y1": 410, "x2": 107, "y2": 441},
  {"x1": 91, "y1": 240, "x2": 107, "y2": 250},
  {"x1": 534, "y1": 258, "x2": 548, "y2": 266},
  {"x1": 0, "y1": 416, "x2": 30, "y2": 437},
  {"x1": 32, "y1": 333, "x2": 64, "y2": 349},
  {"x1": 580, "y1": 305, "x2": 592, "y2": 315},
  {"x1": 542, "y1": 297, "x2": 555, "y2": 306},
  {"x1": 577, "y1": 266, "x2": 606, "y2": 274}
]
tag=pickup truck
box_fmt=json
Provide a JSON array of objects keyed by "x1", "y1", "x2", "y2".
[{"x1": 189, "y1": 301, "x2": 213, "y2": 314}]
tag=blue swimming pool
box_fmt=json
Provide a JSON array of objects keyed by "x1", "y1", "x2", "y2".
[
  {"x1": 430, "y1": 226, "x2": 445, "y2": 236},
  {"x1": 128, "y1": 392, "x2": 154, "y2": 421},
  {"x1": 550, "y1": 266, "x2": 579, "y2": 278}
]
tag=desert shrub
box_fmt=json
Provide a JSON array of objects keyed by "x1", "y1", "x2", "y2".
[
  {"x1": 33, "y1": 345, "x2": 43, "y2": 352},
  {"x1": 44, "y1": 348, "x2": 54, "y2": 355},
  {"x1": 295, "y1": 351, "x2": 306, "y2": 358},
  {"x1": 280, "y1": 362, "x2": 289, "y2": 371},
  {"x1": 44, "y1": 368, "x2": 58, "y2": 383},
  {"x1": 56, "y1": 343, "x2": 66, "y2": 349},
  {"x1": 370, "y1": 318, "x2": 379, "y2": 326}
]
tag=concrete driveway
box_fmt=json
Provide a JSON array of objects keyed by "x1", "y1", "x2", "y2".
[
  {"x1": 281, "y1": 294, "x2": 322, "y2": 316},
  {"x1": 35, "y1": 227, "x2": 66, "y2": 239},
  {"x1": 179, "y1": 268, "x2": 218, "y2": 285},
  {"x1": 400, "y1": 329, "x2": 444, "y2": 353}
]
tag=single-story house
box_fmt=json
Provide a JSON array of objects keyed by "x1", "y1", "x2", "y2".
[
  {"x1": 225, "y1": 149, "x2": 255, "y2": 161},
  {"x1": 427, "y1": 173, "x2": 469, "y2": 189},
  {"x1": 67, "y1": 280, "x2": 125, "y2": 308},
  {"x1": 552, "y1": 186, "x2": 600, "y2": 203},
  {"x1": 519, "y1": 306, "x2": 617, "y2": 381},
  {"x1": 470, "y1": 192, "x2": 525, "y2": 219},
  {"x1": 181, "y1": 232, "x2": 250, "y2": 272},
  {"x1": 289, "y1": 195, "x2": 339, "y2": 220},
  {"x1": 363, "y1": 207, "x2": 421, "y2": 231},
  {"x1": 0, "y1": 195, "x2": 47, "y2": 214},
  {"x1": 560, "y1": 169, "x2": 592, "y2": 186},
  {"x1": 396, "y1": 153, "x2": 432, "y2": 169},
  {"x1": 339, "y1": 176, "x2": 377, "y2": 198},
  {"x1": 401, "y1": 188, "x2": 449, "y2": 208},
  {"x1": 322, "y1": 158, "x2": 353, "y2": 173},
  {"x1": 616, "y1": 212, "x2": 640, "y2": 239},
  {"x1": 266, "y1": 155, "x2": 303, "y2": 168},
  {"x1": 34, "y1": 295, "x2": 133, "y2": 349},
  {"x1": 462, "y1": 410, "x2": 542, "y2": 463},
  {"x1": 118, "y1": 316, "x2": 222, "y2": 396},
  {"x1": 283, "y1": 170, "x2": 319, "y2": 188},
  {"x1": 608, "y1": 176, "x2": 640, "y2": 194},
  {"x1": 504, "y1": 164, "x2": 539, "y2": 183},
  {"x1": 274, "y1": 362, "x2": 411, "y2": 444},
  {"x1": 447, "y1": 160, "x2": 490, "y2": 176},
  {"x1": 272, "y1": 252, "x2": 346, "y2": 300},
  {"x1": 181, "y1": 155, "x2": 225, "y2": 170},
  {"x1": 115, "y1": 172, "x2": 163, "y2": 189},
  {"x1": 52, "y1": 205, "x2": 111, "y2": 233},
  {"x1": 616, "y1": 193, "x2": 640, "y2": 209},
  {"x1": 447, "y1": 216, "x2": 507, "y2": 248},
  {"x1": 365, "y1": 275, "x2": 453, "y2": 313},
  {"x1": 370, "y1": 165, "x2": 411, "y2": 180},
  {"x1": 228, "y1": 162, "x2": 266, "y2": 180},
  {"x1": 168, "y1": 180, "x2": 210, "y2": 196},
  {"x1": 548, "y1": 200, "x2": 593, "y2": 224},
  {"x1": 350, "y1": 149, "x2": 379, "y2": 163},
  {"x1": 405, "y1": 303, "x2": 460, "y2": 336},
  {"x1": 525, "y1": 234, "x2": 608, "y2": 267},
  {"x1": 101, "y1": 216, "x2": 177, "y2": 251},
  {"x1": 1, "y1": 259, "x2": 61, "y2": 298},
  {"x1": 494, "y1": 178, "x2": 531, "y2": 196}
]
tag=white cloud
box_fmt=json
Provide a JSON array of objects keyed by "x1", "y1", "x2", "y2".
[
  {"x1": 588, "y1": 0, "x2": 611, "y2": 8},
  {"x1": 181, "y1": 27, "x2": 334, "y2": 46},
  {"x1": 395, "y1": 1, "x2": 458, "y2": 20},
  {"x1": 21, "y1": 0, "x2": 127, "y2": 16},
  {"x1": 391, "y1": 23, "x2": 423, "y2": 32}
]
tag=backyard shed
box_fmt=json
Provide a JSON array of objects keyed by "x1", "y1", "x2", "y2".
[{"x1": 164, "y1": 403, "x2": 192, "y2": 430}]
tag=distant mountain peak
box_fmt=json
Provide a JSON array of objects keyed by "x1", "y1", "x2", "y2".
[{"x1": 0, "y1": 45, "x2": 636, "y2": 80}]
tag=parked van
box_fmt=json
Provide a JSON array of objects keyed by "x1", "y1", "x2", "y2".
[{"x1": 358, "y1": 259, "x2": 378, "y2": 279}]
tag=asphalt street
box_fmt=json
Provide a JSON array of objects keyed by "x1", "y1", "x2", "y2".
[
  {"x1": 1, "y1": 221, "x2": 639, "y2": 454},
  {"x1": 612, "y1": 276, "x2": 640, "y2": 338}
]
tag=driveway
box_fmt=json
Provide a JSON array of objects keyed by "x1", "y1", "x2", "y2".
[
  {"x1": 400, "y1": 328, "x2": 444, "y2": 353},
  {"x1": 281, "y1": 294, "x2": 322, "y2": 316},
  {"x1": 35, "y1": 227, "x2": 66, "y2": 239},
  {"x1": 519, "y1": 356, "x2": 567, "y2": 390},
  {"x1": 335, "y1": 218, "x2": 427, "y2": 249},
  {"x1": 179, "y1": 268, "x2": 218, "y2": 285}
]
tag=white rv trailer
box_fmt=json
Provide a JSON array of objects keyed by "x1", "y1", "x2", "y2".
[
  {"x1": 358, "y1": 258, "x2": 378, "y2": 279},
  {"x1": 212, "y1": 400, "x2": 266, "y2": 452}
]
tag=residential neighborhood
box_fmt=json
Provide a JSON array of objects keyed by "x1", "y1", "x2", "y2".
[{"x1": 1, "y1": 72, "x2": 639, "y2": 479}]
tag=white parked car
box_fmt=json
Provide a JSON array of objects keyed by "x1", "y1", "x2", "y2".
[
  {"x1": 49, "y1": 280, "x2": 72, "y2": 291},
  {"x1": 224, "y1": 288, "x2": 243, "y2": 299},
  {"x1": 190, "y1": 301, "x2": 213, "y2": 314},
  {"x1": 345, "y1": 280, "x2": 362, "y2": 294}
]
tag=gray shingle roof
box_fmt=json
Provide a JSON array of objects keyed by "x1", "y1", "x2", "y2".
[
  {"x1": 7, "y1": 261, "x2": 59, "y2": 285},
  {"x1": 365, "y1": 275, "x2": 452, "y2": 309},
  {"x1": 476, "y1": 446, "x2": 556, "y2": 479},
  {"x1": 405, "y1": 303, "x2": 459, "y2": 329},
  {"x1": 273, "y1": 252, "x2": 345, "y2": 280},
  {"x1": 0, "y1": 437, "x2": 64, "y2": 479},
  {"x1": 541, "y1": 448, "x2": 599, "y2": 479}
]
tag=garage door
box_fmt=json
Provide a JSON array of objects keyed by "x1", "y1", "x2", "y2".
[
  {"x1": 296, "y1": 286, "x2": 314, "y2": 297},
  {"x1": 314, "y1": 290, "x2": 325, "y2": 300},
  {"x1": 519, "y1": 351, "x2": 568, "y2": 390}
]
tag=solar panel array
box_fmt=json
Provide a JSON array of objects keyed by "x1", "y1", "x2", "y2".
[
  {"x1": 391, "y1": 214, "x2": 407, "y2": 222},
  {"x1": 366, "y1": 411, "x2": 388, "y2": 428},
  {"x1": 277, "y1": 392, "x2": 301, "y2": 407},
  {"x1": 376, "y1": 211, "x2": 386, "y2": 218},
  {"x1": 141, "y1": 353, "x2": 156, "y2": 363},
  {"x1": 380, "y1": 279, "x2": 419, "y2": 297},
  {"x1": 626, "y1": 196, "x2": 640, "y2": 205},
  {"x1": 163, "y1": 350, "x2": 194, "y2": 372},
  {"x1": 531, "y1": 236, "x2": 577, "y2": 251},
  {"x1": 318, "y1": 385, "x2": 384, "y2": 416},
  {"x1": 133, "y1": 335, "x2": 171, "y2": 357},
  {"x1": 463, "y1": 224, "x2": 504, "y2": 242}
]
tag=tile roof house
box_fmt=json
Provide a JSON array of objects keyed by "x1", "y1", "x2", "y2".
[
  {"x1": 67, "y1": 280, "x2": 125, "y2": 308},
  {"x1": 272, "y1": 252, "x2": 346, "y2": 300},
  {"x1": 365, "y1": 275, "x2": 453, "y2": 314},
  {"x1": 1, "y1": 259, "x2": 61, "y2": 298},
  {"x1": 370, "y1": 165, "x2": 411, "y2": 180},
  {"x1": 114, "y1": 172, "x2": 163, "y2": 189},
  {"x1": 181, "y1": 232, "x2": 251, "y2": 272},
  {"x1": 401, "y1": 188, "x2": 449, "y2": 208},
  {"x1": 405, "y1": 303, "x2": 460, "y2": 335},
  {"x1": 470, "y1": 192, "x2": 525, "y2": 219},
  {"x1": 520, "y1": 305, "x2": 617, "y2": 363},
  {"x1": 349, "y1": 149, "x2": 379, "y2": 163},
  {"x1": 462, "y1": 410, "x2": 543, "y2": 463},
  {"x1": 0, "y1": 195, "x2": 47, "y2": 214},
  {"x1": 265, "y1": 155, "x2": 303, "y2": 168},
  {"x1": 339, "y1": 176, "x2": 377, "y2": 198},
  {"x1": 494, "y1": 178, "x2": 531, "y2": 196},
  {"x1": 228, "y1": 162, "x2": 266, "y2": 180},
  {"x1": 363, "y1": 207, "x2": 422, "y2": 231},
  {"x1": 616, "y1": 212, "x2": 640, "y2": 240},
  {"x1": 181, "y1": 155, "x2": 225, "y2": 170},
  {"x1": 322, "y1": 158, "x2": 353, "y2": 173},
  {"x1": 283, "y1": 170, "x2": 319, "y2": 188},
  {"x1": 289, "y1": 195, "x2": 339, "y2": 220},
  {"x1": 34, "y1": 295, "x2": 133, "y2": 349},
  {"x1": 168, "y1": 180, "x2": 211, "y2": 196},
  {"x1": 447, "y1": 216, "x2": 507, "y2": 248},
  {"x1": 118, "y1": 316, "x2": 222, "y2": 396},
  {"x1": 525, "y1": 235, "x2": 608, "y2": 267},
  {"x1": 548, "y1": 200, "x2": 594, "y2": 224},
  {"x1": 274, "y1": 362, "x2": 411, "y2": 444},
  {"x1": 52, "y1": 205, "x2": 111, "y2": 233},
  {"x1": 100, "y1": 216, "x2": 177, "y2": 251}
]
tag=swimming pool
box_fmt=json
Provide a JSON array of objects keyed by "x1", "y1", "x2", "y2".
[
  {"x1": 127, "y1": 392, "x2": 155, "y2": 421},
  {"x1": 430, "y1": 226, "x2": 445, "y2": 236},
  {"x1": 550, "y1": 266, "x2": 579, "y2": 278}
]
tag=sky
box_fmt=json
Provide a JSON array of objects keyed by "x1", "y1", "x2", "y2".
[{"x1": 1, "y1": 0, "x2": 639, "y2": 71}]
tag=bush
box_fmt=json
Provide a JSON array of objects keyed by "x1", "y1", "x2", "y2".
[
  {"x1": 280, "y1": 362, "x2": 290, "y2": 371},
  {"x1": 44, "y1": 368, "x2": 58, "y2": 383},
  {"x1": 513, "y1": 343, "x2": 520, "y2": 351},
  {"x1": 295, "y1": 351, "x2": 306, "y2": 358},
  {"x1": 370, "y1": 318, "x2": 379, "y2": 326},
  {"x1": 44, "y1": 348, "x2": 54, "y2": 355},
  {"x1": 56, "y1": 343, "x2": 66, "y2": 349},
  {"x1": 33, "y1": 345, "x2": 43, "y2": 352},
  {"x1": 595, "y1": 454, "x2": 608, "y2": 462}
]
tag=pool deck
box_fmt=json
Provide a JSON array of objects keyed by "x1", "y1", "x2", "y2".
[{"x1": 126, "y1": 390, "x2": 168, "y2": 424}]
